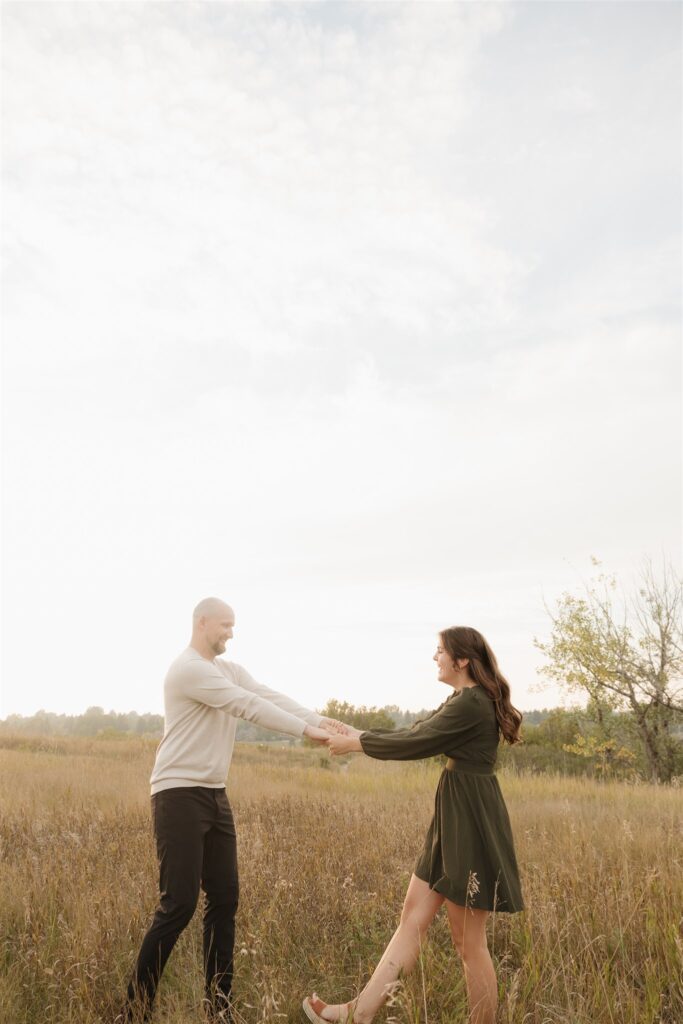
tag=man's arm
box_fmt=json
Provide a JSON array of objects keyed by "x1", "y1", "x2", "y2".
[
  {"x1": 227, "y1": 662, "x2": 324, "y2": 727},
  {"x1": 181, "y1": 658, "x2": 320, "y2": 739}
]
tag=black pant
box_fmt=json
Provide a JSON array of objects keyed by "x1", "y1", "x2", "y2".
[{"x1": 124, "y1": 786, "x2": 239, "y2": 1020}]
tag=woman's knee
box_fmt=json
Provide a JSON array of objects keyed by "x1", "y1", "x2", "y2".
[
  {"x1": 446, "y1": 906, "x2": 489, "y2": 959},
  {"x1": 399, "y1": 912, "x2": 432, "y2": 943},
  {"x1": 450, "y1": 927, "x2": 465, "y2": 957},
  {"x1": 399, "y1": 900, "x2": 438, "y2": 936},
  {"x1": 400, "y1": 880, "x2": 440, "y2": 921},
  {"x1": 450, "y1": 925, "x2": 489, "y2": 961}
]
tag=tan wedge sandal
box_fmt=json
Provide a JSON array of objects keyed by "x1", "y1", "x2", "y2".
[{"x1": 302, "y1": 993, "x2": 355, "y2": 1024}]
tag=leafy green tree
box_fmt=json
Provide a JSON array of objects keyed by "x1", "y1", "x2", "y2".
[
  {"x1": 320, "y1": 699, "x2": 395, "y2": 731},
  {"x1": 535, "y1": 708, "x2": 584, "y2": 748},
  {"x1": 536, "y1": 560, "x2": 683, "y2": 782},
  {"x1": 562, "y1": 733, "x2": 638, "y2": 780}
]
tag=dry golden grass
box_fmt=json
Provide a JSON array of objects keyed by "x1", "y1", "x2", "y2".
[{"x1": 1, "y1": 736, "x2": 681, "y2": 1024}]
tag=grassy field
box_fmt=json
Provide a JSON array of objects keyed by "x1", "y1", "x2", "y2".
[{"x1": 0, "y1": 735, "x2": 681, "y2": 1024}]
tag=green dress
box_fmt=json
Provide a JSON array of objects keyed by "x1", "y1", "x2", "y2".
[{"x1": 360, "y1": 685, "x2": 524, "y2": 913}]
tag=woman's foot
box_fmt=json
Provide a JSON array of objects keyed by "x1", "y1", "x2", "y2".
[{"x1": 303, "y1": 993, "x2": 355, "y2": 1023}]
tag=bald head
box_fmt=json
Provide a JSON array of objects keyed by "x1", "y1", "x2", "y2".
[
  {"x1": 192, "y1": 597, "x2": 234, "y2": 623},
  {"x1": 191, "y1": 598, "x2": 235, "y2": 659}
]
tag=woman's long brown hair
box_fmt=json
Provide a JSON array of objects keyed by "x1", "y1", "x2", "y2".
[{"x1": 440, "y1": 626, "x2": 522, "y2": 744}]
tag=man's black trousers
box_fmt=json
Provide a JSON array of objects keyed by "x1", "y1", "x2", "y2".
[{"x1": 125, "y1": 786, "x2": 239, "y2": 1020}]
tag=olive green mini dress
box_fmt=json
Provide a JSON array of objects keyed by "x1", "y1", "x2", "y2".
[{"x1": 360, "y1": 686, "x2": 524, "y2": 913}]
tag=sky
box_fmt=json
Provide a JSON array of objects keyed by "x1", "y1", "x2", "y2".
[{"x1": 1, "y1": 1, "x2": 681, "y2": 720}]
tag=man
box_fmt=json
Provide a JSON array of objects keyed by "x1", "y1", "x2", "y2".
[{"x1": 120, "y1": 597, "x2": 340, "y2": 1022}]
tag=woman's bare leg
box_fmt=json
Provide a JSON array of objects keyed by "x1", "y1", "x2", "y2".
[
  {"x1": 444, "y1": 901, "x2": 496, "y2": 1024},
  {"x1": 319, "y1": 875, "x2": 444, "y2": 1023}
]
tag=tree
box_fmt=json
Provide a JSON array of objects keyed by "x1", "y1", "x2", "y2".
[
  {"x1": 319, "y1": 699, "x2": 396, "y2": 731},
  {"x1": 561, "y1": 733, "x2": 638, "y2": 780},
  {"x1": 535, "y1": 560, "x2": 683, "y2": 782}
]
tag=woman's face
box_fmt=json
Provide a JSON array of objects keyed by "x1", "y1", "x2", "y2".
[{"x1": 433, "y1": 640, "x2": 462, "y2": 686}]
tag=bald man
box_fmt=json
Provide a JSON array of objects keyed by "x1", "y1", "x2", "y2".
[{"x1": 120, "y1": 598, "x2": 339, "y2": 1023}]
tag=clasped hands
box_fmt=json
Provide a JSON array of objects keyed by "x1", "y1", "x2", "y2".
[{"x1": 303, "y1": 718, "x2": 364, "y2": 754}]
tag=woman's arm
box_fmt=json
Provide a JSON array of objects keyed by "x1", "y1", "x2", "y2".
[{"x1": 329, "y1": 696, "x2": 480, "y2": 761}]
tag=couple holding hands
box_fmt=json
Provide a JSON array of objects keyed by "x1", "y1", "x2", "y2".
[{"x1": 119, "y1": 598, "x2": 523, "y2": 1024}]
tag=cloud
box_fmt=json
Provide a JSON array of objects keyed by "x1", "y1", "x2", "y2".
[{"x1": 1, "y1": 1, "x2": 680, "y2": 717}]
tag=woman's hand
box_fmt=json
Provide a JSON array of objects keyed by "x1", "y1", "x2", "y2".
[{"x1": 327, "y1": 733, "x2": 364, "y2": 756}]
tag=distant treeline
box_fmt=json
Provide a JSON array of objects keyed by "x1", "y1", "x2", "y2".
[
  {"x1": 2, "y1": 703, "x2": 680, "y2": 780},
  {"x1": 0, "y1": 702, "x2": 552, "y2": 742},
  {"x1": 0, "y1": 708, "x2": 164, "y2": 738}
]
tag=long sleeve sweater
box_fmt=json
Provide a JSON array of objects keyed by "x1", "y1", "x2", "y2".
[{"x1": 150, "y1": 647, "x2": 322, "y2": 794}]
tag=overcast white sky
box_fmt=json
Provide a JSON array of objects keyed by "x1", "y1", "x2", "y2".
[{"x1": 2, "y1": 1, "x2": 681, "y2": 720}]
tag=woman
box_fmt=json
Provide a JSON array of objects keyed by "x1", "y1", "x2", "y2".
[{"x1": 303, "y1": 626, "x2": 524, "y2": 1024}]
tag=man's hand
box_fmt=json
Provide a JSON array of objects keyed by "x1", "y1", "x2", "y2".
[
  {"x1": 303, "y1": 724, "x2": 332, "y2": 745},
  {"x1": 318, "y1": 717, "x2": 360, "y2": 736},
  {"x1": 327, "y1": 733, "x2": 364, "y2": 755}
]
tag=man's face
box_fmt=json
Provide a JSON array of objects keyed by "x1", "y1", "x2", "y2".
[{"x1": 204, "y1": 609, "x2": 235, "y2": 656}]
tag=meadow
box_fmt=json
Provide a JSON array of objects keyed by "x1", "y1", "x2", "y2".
[{"x1": 0, "y1": 735, "x2": 681, "y2": 1024}]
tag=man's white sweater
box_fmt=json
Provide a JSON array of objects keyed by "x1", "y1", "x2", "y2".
[{"x1": 150, "y1": 647, "x2": 322, "y2": 794}]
